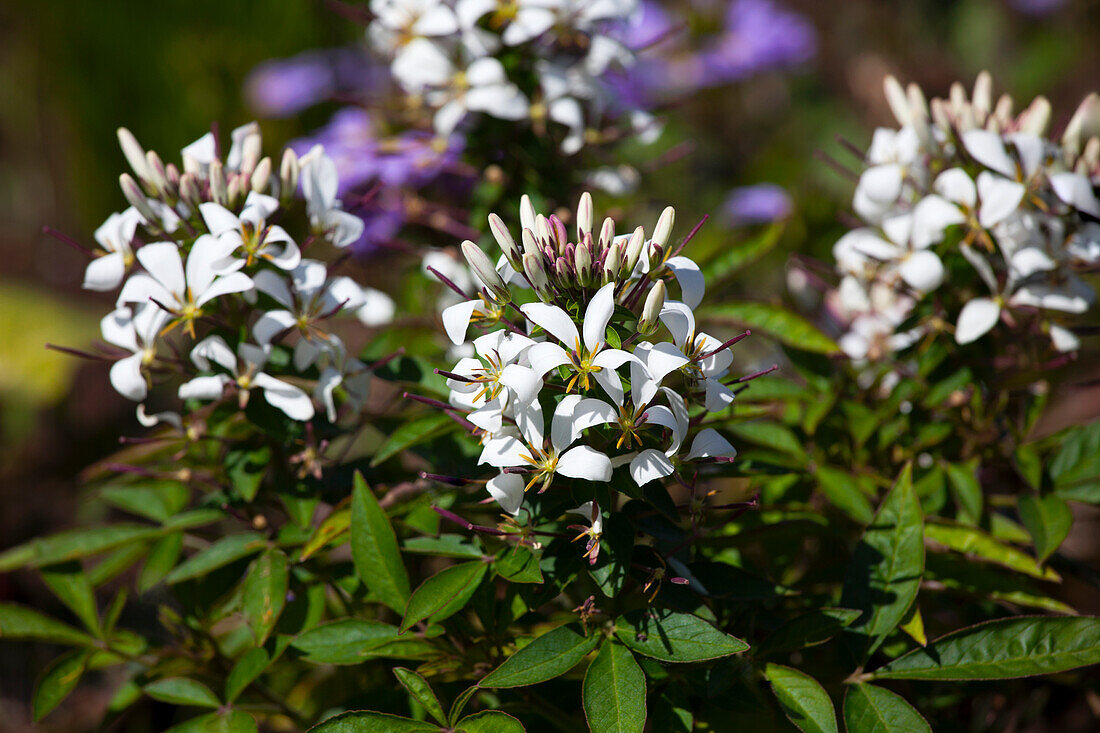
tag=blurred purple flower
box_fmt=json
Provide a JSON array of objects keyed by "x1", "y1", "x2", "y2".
[
  {"x1": 697, "y1": 0, "x2": 817, "y2": 86},
  {"x1": 1006, "y1": 0, "x2": 1067, "y2": 14},
  {"x1": 722, "y1": 184, "x2": 792, "y2": 224},
  {"x1": 346, "y1": 203, "x2": 405, "y2": 257},
  {"x1": 616, "y1": 0, "x2": 677, "y2": 50},
  {"x1": 245, "y1": 49, "x2": 388, "y2": 118}
]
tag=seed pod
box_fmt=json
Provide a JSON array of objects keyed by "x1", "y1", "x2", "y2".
[
  {"x1": 210, "y1": 159, "x2": 228, "y2": 206},
  {"x1": 651, "y1": 206, "x2": 675, "y2": 251},
  {"x1": 638, "y1": 280, "x2": 666, "y2": 336},
  {"x1": 488, "y1": 213, "x2": 521, "y2": 265},
  {"x1": 280, "y1": 148, "x2": 300, "y2": 202},
  {"x1": 624, "y1": 226, "x2": 646, "y2": 275},
  {"x1": 120, "y1": 173, "x2": 158, "y2": 225},
  {"x1": 251, "y1": 156, "x2": 272, "y2": 193},
  {"x1": 117, "y1": 128, "x2": 151, "y2": 183},
  {"x1": 462, "y1": 240, "x2": 510, "y2": 303},
  {"x1": 577, "y1": 191, "x2": 593, "y2": 240}
]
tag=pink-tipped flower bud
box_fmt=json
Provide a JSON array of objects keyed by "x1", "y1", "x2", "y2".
[
  {"x1": 209, "y1": 159, "x2": 228, "y2": 206},
  {"x1": 179, "y1": 172, "x2": 202, "y2": 210},
  {"x1": 462, "y1": 240, "x2": 510, "y2": 304},
  {"x1": 251, "y1": 156, "x2": 272, "y2": 194},
  {"x1": 489, "y1": 213, "x2": 521, "y2": 266},
  {"x1": 576, "y1": 191, "x2": 593, "y2": 240},
  {"x1": 603, "y1": 241, "x2": 622, "y2": 283},
  {"x1": 519, "y1": 194, "x2": 536, "y2": 232},
  {"x1": 638, "y1": 280, "x2": 666, "y2": 336},
  {"x1": 119, "y1": 173, "x2": 158, "y2": 224},
  {"x1": 523, "y1": 252, "x2": 551, "y2": 300},
  {"x1": 598, "y1": 217, "x2": 615, "y2": 251},
  {"x1": 280, "y1": 148, "x2": 299, "y2": 202},
  {"x1": 117, "y1": 128, "x2": 151, "y2": 183},
  {"x1": 575, "y1": 240, "x2": 592, "y2": 287},
  {"x1": 624, "y1": 226, "x2": 646, "y2": 275},
  {"x1": 651, "y1": 206, "x2": 675, "y2": 251}
]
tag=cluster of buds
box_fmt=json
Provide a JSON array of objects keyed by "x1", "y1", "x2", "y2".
[
  {"x1": 427, "y1": 193, "x2": 746, "y2": 558},
  {"x1": 69, "y1": 124, "x2": 395, "y2": 429},
  {"x1": 829, "y1": 72, "x2": 1100, "y2": 363}
]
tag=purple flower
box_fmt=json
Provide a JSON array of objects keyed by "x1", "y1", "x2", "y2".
[
  {"x1": 245, "y1": 49, "x2": 387, "y2": 118},
  {"x1": 1006, "y1": 0, "x2": 1067, "y2": 14},
  {"x1": 697, "y1": 0, "x2": 817, "y2": 86},
  {"x1": 615, "y1": 0, "x2": 677, "y2": 50},
  {"x1": 722, "y1": 184, "x2": 792, "y2": 224}
]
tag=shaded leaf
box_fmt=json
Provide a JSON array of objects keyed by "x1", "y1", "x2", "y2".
[
  {"x1": 0, "y1": 525, "x2": 161, "y2": 571},
  {"x1": 1018, "y1": 494, "x2": 1073, "y2": 563},
  {"x1": 945, "y1": 460, "x2": 982, "y2": 524},
  {"x1": 165, "y1": 533, "x2": 267, "y2": 584},
  {"x1": 815, "y1": 467, "x2": 874, "y2": 524},
  {"x1": 143, "y1": 677, "x2": 221, "y2": 708},
  {"x1": 0, "y1": 603, "x2": 92, "y2": 646},
  {"x1": 843, "y1": 683, "x2": 930, "y2": 732},
  {"x1": 401, "y1": 561, "x2": 488, "y2": 632},
  {"x1": 615, "y1": 608, "x2": 749, "y2": 662},
  {"x1": 583, "y1": 642, "x2": 646, "y2": 733},
  {"x1": 308, "y1": 711, "x2": 438, "y2": 732},
  {"x1": 764, "y1": 663, "x2": 838, "y2": 733},
  {"x1": 394, "y1": 667, "x2": 447, "y2": 726},
  {"x1": 924, "y1": 522, "x2": 1059, "y2": 581},
  {"x1": 242, "y1": 549, "x2": 288, "y2": 645},
  {"x1": 225, "y1": 648, "x2": 270, "y2": 704},
  {"x1": 40, "y1": 561, "x2": 100, "y2": 635},
  {"x1": 138, "y1": 533, "x2": 183, "y2": 592},
  {"x1": 292, "y1": 619, "x2": 434, "y2": 664},
  {"x1": 370, "y1": 414, "x2": 457, "y2": 467},
  {"x1": 755, "y1": 608, "x2": 862, "y2": 657},
  {"x1": 455, "y1": 710, "x2": 526, "y2": 732},
  {"x1": 165, "y1": 710, "x2": 258, "y2": 733},
  {"x1": 480, "y1": 623, "x2": 600, "y2": 688},
  {"x1": 32, "y1": 649, "x2": 89, "y2": 721}
]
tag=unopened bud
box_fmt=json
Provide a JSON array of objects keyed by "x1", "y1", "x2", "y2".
[
  {"x1": 907, "y1": 83, "x2": 934, "y2": 150},
  {"x1": 179, "y1": 172, "x2": 201, "y2": 209},
  {"x1": 251, "y1": 157, "x2": 272, "y2": 193},
  {"x1": 577, "y1": 191, "x2": 593, "y2": 240},
  {"x1": 972, "y1": 71, "x2": 992, "y2": 124},
  {"x1": 488, "y1": 213, "x2": 521, "y2": 265},
  {"x1": 598, "y1": 217, "x2": 615, "y2": 251},
  {"x1": 1061, "y1": 93, "x2": 1096, "y2": 155},
  {"x1": 883, "y1": 75, "x2": 910, "y2": 126},
  {"x1": 210, "y1": 159, "x2": 228, "y2": 206},
  {"x1": 550, "y1": 215, "x2": 568, "y2": 253},
  {"x1": 227, "y1": 174, "x2": 243, "y2": 208},
  {"x1": 554, "y1": 256, "x2": 570, "y2": 281},
  {"x1": 119, "y1": 173, "x2": 158, "y2": 224},
  {"x1": 1020, "y1": 95, "x2": 1052, "y2": 138},
  {"x1": 624, "y1": 226, "x2": 646, "y2": 275},
  {"x1": 603, "y1": 241, "x2": 622, "y2": 281},
  {"x1": 165, "y1": 162, "x2": 181, "y2": 191},
  {"x1": 117, "y1": 128, "x2": 151, "y2": 182},
  {"x1": 651, "y1": 206, "x2": 675, "y2": 251},
  {"x1": 144, "y1": 150, "x2": 168, "y2": 196},
  {"x1": 575, "y1": 241, "x2": 592, "y2": 287},
  {"x1": 523, "y1": 252, "x2": 550, "y2": 298},
  {"x1": 638, "y1": 280, "x2": 666, "y2": 335},
  {"x1": 462, "y1": 240, "x2": 510, "y2": 303},
  {"x1": 535, "y1": 214, "x2": 552, "y2": 245},
  {"x1": 930, "y1": 98, "x2": 952, "y2": 133},
  {"x1": 520, "y1": 194, "x2": 536, "y2": 232},
  {"x1": 280, "y1": 148, "x2": 299, "y2": 201},
  {"x1": 1083, "y1": 137, "x2": 1100, "y2": 170},
  {"x1": 241, "y1": 132, "x2": 262, "y2": 176},
  {"x1": 992, "y1": 94, "x2": 1013, "y2": 128}
]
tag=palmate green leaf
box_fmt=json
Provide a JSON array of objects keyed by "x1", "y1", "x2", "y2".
[
  {"x1": 583, "y1": 642, "x2": 646, "y2": 733},
  {"x1": 815, "y1": 467, "x2": 874, "y2": 524},
  {"x1": 242, "y1": 549, "x2": 288, "y2": 645},
  {"x1": 143, "y1": 677, "x2": 221, "y2": 708},
  {"x1": 764, "y1": 664, "x2": 838, "y2": 733},
  {"x1": 944, "y1": 459, "x2": 982, "y2": 524},
  {"x1": 370, "y1": 413, "x2": 457, "y2": 467},
  {"x1": 455, "y1": 710, "x2": 526, "y2": 732},
  {"x1": 698, "y1": 302, "x2": 840, "y2": 355},
  {"x1": 480, "y1": 623, "x2": 600, "y2": 688},
  {"x1": 754, "y1": 608, "x2": 862, "y2": 657},
  {"x1": 40, "y1": 561, "x2": 100, "y2": 636},
  {"x1": 0, "y1": 524, "x2": 162, "y2": 571},
  {"x1": 352, "y1": 473, "x2": 411, "y2": 614},
  {"x1": 0, "y1": 603, "x2": 93, "y2": 646},
  {"x1": 841, "y1": 464, "x2": 923, "y2": 656},
  {"x1": 292, "y1": 619, "x2": 434, "y2": 664},
  {"x1": 614, "y1": 608, "x2": 749, "y2": 662},
  {"x1": 225, "y1": 648, "x2": 271, "y2": 704},
  {"x1": 394, "y1": 667, "x2": 447, "y2": 726},
  {"x1": 32, "y1": 649, "x2": 89, "y2": 721},
  {"x1": 165, "y1": 533, "x2": 268, "y2": 584},
  {"x1": 924, "y1": 522, "x2": 1059, "y2": 581},
  {"x1": 166, "y1": 710, "x2": 258, "y2": 733},
  {"x1": 308, "y1": 711, "x2": 437, "y2": 732},
  {"x1": 1018, "y1": 494, "x2": 1073, "y2": 563},
  {"x1": 401, "y1": 561, "x2": 488, "y2": 632},
  {"x1": 871, "y1": 616, "x2": 1100, "y2": 680},
  {"x1": 843, "y1": 683, "x2": 930, "y2": 733}
]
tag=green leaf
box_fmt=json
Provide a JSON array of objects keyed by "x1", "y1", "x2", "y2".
[
  {"x1": 300, "y1": 507, "x2": 351, "y2": 560},
  {"x1": 455, "y1": 710, "x2": 526, "y2": 732},
  {"x1": 352, "y1": 473, "x2": 411, "y2": 614},
  {"x1": 138, "y1": 532, "x2": 183, "y2": 592},
  {"x1": 755, "y1": 608, "x2": 862, "y2": 657},
  {"x1": 225, "y1": 648, "x2": 270, "y2": 704},
  {"x1": 242, "y1": 549, "x2": 288, "y2": 645},
  {"x1": 615, "y1": 608, "x2": 749, "y2": 663},
  {"x1": 166, "y1": 710, "x2": 258, "y2": 733},
  {"x1": 370, "y1": 413, "x2": 457, "y2": 467},
  {"x1": 143, "y1": 677, "x2": 221, "y2": 708},
  {"x1": 165, "y1": 533, "x2": 268, "y2": 584},
  {"x1": 40, "y1": 561, "x2": 100, "y2": 635},
  {"x1": 699, "y1": 302, "x2": 839, "y2": 354},
  {"x1": 401, "y1": 560, "x2": 488, "y2": 632},
  {"x1": 480, "y1": 623, "x2": 600, "y2": 688},
  {"x1": 225, "y1": 444, "x2": 271, "y2": 502},
  {"x1": 448, "y1": 686, "x2": 479, "y2": 726},
  {"x1": 841, "y1": 464, "x2": 923, "y2": 657},
  {"x1": 100, "y1": 482, "x2": 188, "y2": 522},
  {"x1": 393, "y1": 667, "x2": 447, "y2": 725},
  {"x1": 815, "y1": 467, "x2": 874, "y2": 524},
  {"x1": 583, "y1": 642, "x2": 646, "y2": 733},
  {"x1": 588, "y1": 512, "x2": 633, "y2": 597},
  {"x1": 1018, "y1": 494, "x2": 1073, "y2": 563},
  {"x1": 404, "y1": 534, "x2": 484, "y2": 559},
  {"x1": 32, "y1": 649, "x2": 89, "y2": 721},
  {"x1": 726, "y1": 421, "x2": 807, "y2": 462},
  {"x1": 945, "y1": 459, "x2": 982, "y2": 524},
  {"x1": 843, "y1": 683, "x2": 930, "y2": 732},
  {"x1": 496, "y1": 544, "x2": 544, "y2": 584},
  {"x1": 292, "y1": 619, "x2": 434, "y2": 664},
  {"x1": 0, "y1": 525, "x2": 162, "y2": 571},
  {"x1": 923, "y1": 553, "x2": 1073, "y2": 614},
  {"x1": 308, "y1": 711, "x2": 438, "y2": 732},
  {"x1": 924, "y1": 522, "x2": 1059, "y2": 580},
  {"x1": 871, "y1": 616, "x2": 1100, "y2": 680},
  {"x1": 701, "y1": 223, "x2": 783, "y2": 284},
  {"x1": 764, "y1": 664, "x2": 838, "y2": 733},
  {"x1": 0, "y1": 603, "x2": 93, "y2": 645}
]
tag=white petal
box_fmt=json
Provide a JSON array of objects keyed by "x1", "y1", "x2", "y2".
[
  {"x1": 911, "y1": 195, "x2": 965, "y2": 250},
  {"x1": 592, "y1": 367, "x2": 625, "y2": 406},
  {"x1": 629, "y1": 449, "x2": 675, "y2": 486},
  {"x1": 550, "y1": 394, "x2": 583, "y2": 450},
  {"x1": 526, "y1": 341, "x2": 571, "y2": 378},
  {"x1": 899, "y1": 250, "x2": 945, "y2": 292},
  {"x1": 665, "y1": 257, "x2": 704, "y2": 309},
  {"x1": 582, "y1": 283, "x2": 616, "y2": 352},
  {"x1": 556, "y1": 445, "x2": 613, "y2": 482},
  {"x1": 110, "y1": 352, "x2": 147, "y2": 401},
  {"x1": 412, "y1": 4, "x2": 458, "y2": 35},
  {"x1": 479, "y1": 433, "x2": 527, "y2": 468},
  {"x1": 704, "y1": 378, "x2": 737, "y2": 412},
  {"x1": 199, "y1": 202, "x2": 242, "y2": 238},
  {"x1": 570, "y1": 398, "x2": 617, "y2": 440},
  {"x1": 955, "y1": 297, "x2": 1001, "y2": 344},
  {"x1": 976, "y1": 172, "x2": 1026, "y2": 228},
  {"x1": 179, "y1": 374, "x2": 231, "y2": 401},
  {"x1": 100, "y1": 307, "x2": 139, "y2": 352},
  {"x1": 1050, "y1": 324, "x2": 1080, "y2": 353},
  {"x1": 933, "y1": 168, "x2": 977, "y2": 207},
  {"x1": 136, "y1": 242, "x2": 185, "y2": 297},
  {"x1": 253, "y1": 269, "x2": 295, "y2": 308},
  {"x1": 253, "y1": 373, "x2": 315, "y2": 420},
  {"x1": 962, "y1": 129, "x2": 1016, "y2": 178},
  {"x1": 357, "y1": 288, "x2": 396, "y2": 326},
  {"x1": 253, "y1": 310, "x2": 297, "y2": 346},
  {"x1": 640, "y1": 341, "x2": 689, "y2": 383},
  {"x1": 116, "y1": 272, "x2": 171, "y2": 308},
  {"x1": 521, "y1": 302, "x2": 581, "y2": 347},
  {"x1": 84, "y1": 252, "x2": 127, "y2": 292},
  {"x1": 442, "y1": 300, "x2": 480, "y2": 345},
  {"x1": 486, "y1": 473, "x2": 525, "y2": 515},
  {"x1": 190, "y1": 335, "x2": 238, "y2": 372},
  {"x1": 500, "y1": 364, "x2": 542, "y2": 403},
  {"x1": 195, "y1": 272, "x2": 254, "y2": 307},
  {"x1": 685, "y1": 428, "x2": 737, "y2": 461},
  {"x1": 1050, "y1": 172, "x2": 1100, "y2": 218},
  {"x1": 658, "y1": 301, "x2": 696, "y2": 348}
]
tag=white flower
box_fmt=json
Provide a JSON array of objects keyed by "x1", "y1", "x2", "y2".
[
  {"x1": 180, "y1": 335, "x2": 315, "y2": 420},
  {"x1": 84, "y1": 209, "x2": 141, "y2": 291},
  {"x1": 200, "y1": 192, "x2": 301, "y2": 270},
  {"x1": 445, "y1": 330, "x2": 540, "y2": 411},
  {"x1": 456, "y1": 0, "x2": 563, "y2": 46},
  {"x1": 426, "y1": 56, "x2": 530, "y2": 136},
  {"x1": 100, "y1": 304, "x2": 170, "y2": 401},
  {"x1": 300, "y1": 149, "x2": 365, "y2": 248},
  {"x1": 313, "y1": 335, "x2": 371, "y2": 422},
  {"x1": 116, "y1": 237, "x2": 254, "y2": 336},
  {"x1": 853, "y1": 126, "x2": 924, "y2": 223}
]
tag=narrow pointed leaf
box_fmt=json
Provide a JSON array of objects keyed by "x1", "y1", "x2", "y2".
[
  {"x1": 843, "y1": 683, "x2": 931, "y2": 732},
  {"x1": 352, "y1": 472, "x2": 411, "y2": 614},
  {"x1": 480, "y1": 623, "x2": 600, "y2": 688},
  {"x1": 308, "y1": 710, "x2": 438, "y2": 732},
  {"x1": 0, "y1": 603, "x2": 93, "y2": 645},
  {"x1": 455, "y1": 710, "x2": 526, "y2": 732},
  {"x1": 924, "y1": 522, "x2": 1059, "y2": 580},
  {"x1": 764, "y1": 664, "x2": 838, "y2": 733},
  {"x1": 394, "y1": 667, "x2": 447, "y2": 726},
  {"x1": 226, "y1": 647, "x2": 271, "y2": 703},
  {"x1": 33, "y1": 649, "x2": 89, "y2": 721},
  {"x1": 1018, "y1": 494, "x2": 1073, "y2": 563},
  {"x1": 370, "y1": 413, "x2": 457, "y2": 467},
  {"x1": 583, "y1": 642, "x2": 646, "y2": 733},
  {"x1": 242, "y1": 549, "x2": 288, "y2": 645},
  {"x1": 292, "y1": 619, "x2": 434, "y2": 664},
  {"x1": 699, "y1": 302, "x2": 840, "y2": 354},
  {"x1": 401, "y1": 561, "x2": 487, "y2": 632},
  {"x1": 755, "y1": 608, "x2": 862, "y2": 657},
  {"x1": 615, "y1": 608, "x2": 748, "y2": 662},
  {"x1": 165, "y1": 533, "x2": 267, "y2": 584},
  {"x1": 40, "y1": 561, "x2": 100, "y2": 635},
  {"x1": 143, "y1": 677, "x2": 221, "y2": 708},
  {"x1": 138, "y1": 532, "x2": 183, "y2": 592}
]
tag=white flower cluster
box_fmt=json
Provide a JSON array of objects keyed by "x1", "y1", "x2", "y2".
[
  {"x1": 833, "y1": 72, "x2": 1100, "y2": 361},
  {"x1": 435, "y1": 193, "x2": 740, "y2": 527},
  {"x1": 90, "y1": 124, "x2": 395, "y2": 424},
  {"x1": 368, "y1": 0, "x2": 656, "y2": 153}
]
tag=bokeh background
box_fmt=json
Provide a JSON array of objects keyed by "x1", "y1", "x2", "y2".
[{"x1": 2, "y1": 0, "x2": 1099, "y2": 729}]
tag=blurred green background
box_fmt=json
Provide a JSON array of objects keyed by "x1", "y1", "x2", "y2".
[{"x1": 2, "y1": 0, "x2": 1099, "y2": 729}]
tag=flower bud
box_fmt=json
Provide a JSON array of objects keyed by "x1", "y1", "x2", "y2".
[
  {"x1": 651, "y1": 206, "x2": 675, "y2": 251},
  {"x1": 117, "y1": 127, "x2": 151, "y2": 183},
  {"x1": 523, "y1": 252, "x2": 551, "y2": 299},
  {"x1": 488, "y1": 213, "x2": 521, "y2": 265},
  {"x1": 638, "y1": 280, "x2": 666, "y2": 335},
  {"x1": 883, "y1": 75, "x2": 910, "y2": 127},
  {"x1": 598, "y1": 216, "x2": 615, "y2": 251},
  {"x1": 906, "y1": 83, "x2": 935, "y2": 151},
  {"x1": 1020, "y1": 95, "x2": 1052, "y2": 138},
  {"x1": 165, "y1": 162, "x2": 180, "y2": 188},
  {"x1": 550, "y1": 215, "x2": 568, "y2": 254},
  {"x1": 577, "y1": 191, "x2": 593, "y2": 240},
  {"x1": 554, "y1": 256, "x2": 570, "y2": 282},
  {"x1": 972, "y1": 70, "x2": 992, "y2": 124},
  {"x1": 535, "y1": 214, "x2": 552, "y2": 247},
  {"x1": 1061, "y1": 93, "x2": 1096, "y2": 154},
  {"x1": 603, "y1": 241, "x2": 622, "y2": 282},
  {"x1": 179, "y1": 172, "x2": 202, "y2": 210},
  {"x1": 520, "y1": 194, "x2": 536, "y2": 232},
  {"x1": 144, "y1": 150, "x2": 169, "y2": 196},
  {"x1": 521, "y1": 227, "x2": 541, "y2": 259},
  {"x1": 624, "y1": 226, "x2": 646, "y2": 275},
  {"x1": 251, "y1": 156, "x2": 272, "y2": 193},
  {"x1": 462, "y1": 240, "x2": 510, "y2": 303},
  {"x1": 119, "y1": 173, "x2": 158, "y2": 224},
  {"x1": 575, "y1": 240, "x2": 592, "y2": 287},
  {"x1": 280, "y1": 148, "x2": 300, "y2": 202},
  {"x1": 930, "y1": 98, "x2": 952, "y2": 133},
  {"x1": 227, "y1": 173, "x2": 243, "y2": 208},
  {"x1": 210, "y1": 159, "x2": 228, "y2": 206},
  {"x1": 241, "y1": 131, "x2": 262, "y2": 176}
]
